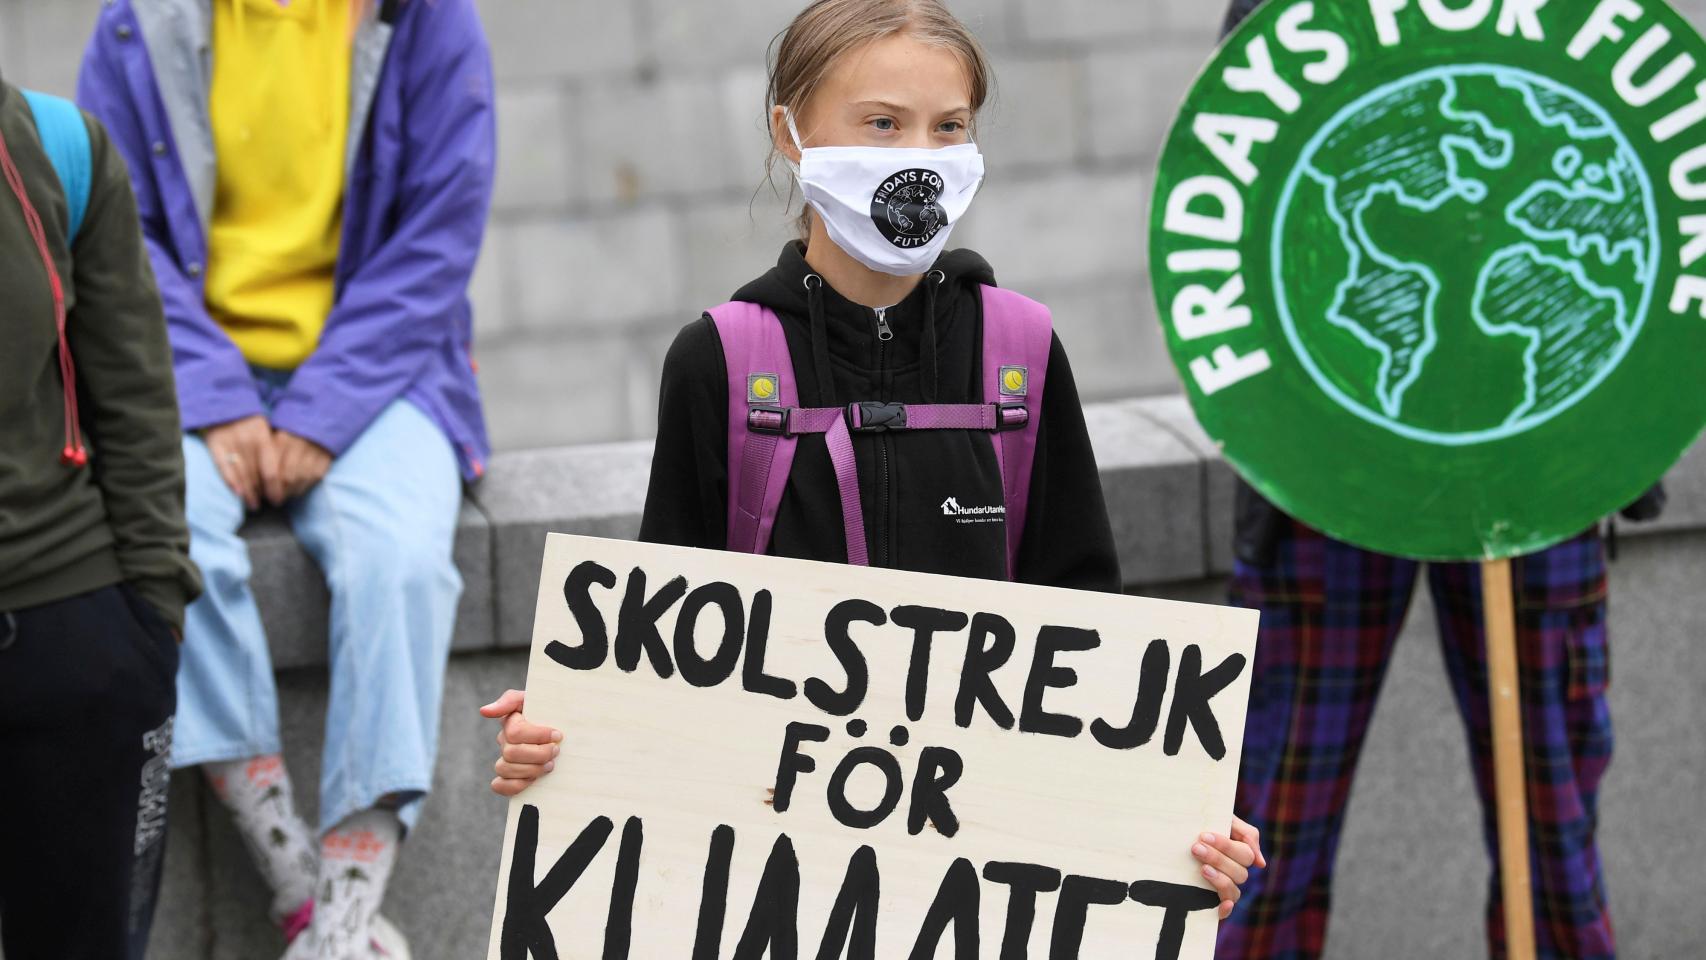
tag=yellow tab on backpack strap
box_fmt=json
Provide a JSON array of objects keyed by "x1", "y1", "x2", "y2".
[
  {"x1": 748, "y1": 374, "x2": 780, "y2": 404},
  {"x1": 999, "y1": 365, "x2": 1028, "y2": 397}
]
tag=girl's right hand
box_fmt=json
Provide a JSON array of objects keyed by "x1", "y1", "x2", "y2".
[{"x1": 479, "y1": 689, "x2": 563, "y2": 797}]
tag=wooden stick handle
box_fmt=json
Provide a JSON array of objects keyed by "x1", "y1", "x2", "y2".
[{"x1": 1483, "y1": 557, "x2": 1537, "y2": 960}]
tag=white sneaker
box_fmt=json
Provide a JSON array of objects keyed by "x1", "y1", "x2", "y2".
[
  {"x1": 368, "y1": 915, "x2": 412, "y2": 960},
  {"x1": 277, "y1": 911, "x2": 410, "y2": 960},
  {"x1": 278, "y1": 922, "x2": 318, "y2": 960}
]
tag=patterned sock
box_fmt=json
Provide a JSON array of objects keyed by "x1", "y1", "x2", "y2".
[
  {"x1": 311, "y1": 808, "x2": 403, "y2": 959},
  {"x1": 205, "y1": 755, "x2": 319, "y2": 923}
]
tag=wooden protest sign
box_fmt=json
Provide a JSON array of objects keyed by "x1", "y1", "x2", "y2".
[{"x1": 486, "y1": 534, "x2": 1258, "y2": 960}]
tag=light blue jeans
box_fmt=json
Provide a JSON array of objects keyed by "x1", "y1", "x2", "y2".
[{"x1": 172, "y1": 386, "x2": 463, "y2": 833}]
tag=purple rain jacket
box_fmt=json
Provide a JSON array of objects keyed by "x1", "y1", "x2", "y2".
[{"x1": 77, "y1": 0, "x2": 494, "y2": 481}]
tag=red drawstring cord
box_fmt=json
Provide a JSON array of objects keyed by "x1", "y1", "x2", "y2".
[{"x1": 0, "y1": 121, "x2": 85, "y2": 468}]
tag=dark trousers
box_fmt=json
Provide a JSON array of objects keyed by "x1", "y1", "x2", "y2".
[
  {"x1": 1217, "y1": 525, "x2": 1614, "y2": 960},
  {"x1": 0, "y1": 584, "x2": 179, "y2": 960}
]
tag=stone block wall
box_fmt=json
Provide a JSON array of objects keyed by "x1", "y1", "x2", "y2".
[
  {"x1": 0, "y1": 0, "x2": 1253, "y2": 452},
  {"x1": 8, "y1": 0, "x2": 1706, "y2": 452}
]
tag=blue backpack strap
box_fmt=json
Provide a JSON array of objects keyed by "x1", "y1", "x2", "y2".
[{"x1": 21, "y1": 90, "x2": 92, "y2": 240}]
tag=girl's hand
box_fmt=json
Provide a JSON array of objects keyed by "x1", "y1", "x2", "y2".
[
  {"x1": 1191, "y1": 816, "x2": 1266, "y2": 919},
  {"x1": 479, "y1": 689, "x2": 563, "y2": 797}
]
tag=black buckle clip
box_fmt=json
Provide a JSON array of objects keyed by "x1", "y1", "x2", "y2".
[
  {"x1": 996, "y1": 403, "x2": 1029, "y2": 432},
  {"x1": 748, "y1": 406, "x2": 790, "y2": 435},
  {"x1": 849, "y1": 401, "x2": 907, "y2": 433}
]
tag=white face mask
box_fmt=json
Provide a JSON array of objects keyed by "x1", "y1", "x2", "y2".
[{"x1": 785, "y1": 112, "x2": 985, "y2": 277}]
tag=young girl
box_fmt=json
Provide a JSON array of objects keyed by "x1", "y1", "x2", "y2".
[{"x1": 483, "y1": 0, "x2": 1263, "y2": 919}]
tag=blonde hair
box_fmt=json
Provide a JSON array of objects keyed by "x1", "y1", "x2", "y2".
[{"x1": 763, "y1": 0, "x2": 993, "y2": 231}]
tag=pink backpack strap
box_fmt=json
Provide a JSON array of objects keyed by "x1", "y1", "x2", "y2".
[
  {"x1": 710, "y1": 291, "x2": 1049, "y2": 574},
  {"x1": 979, "y1": 285, "x2": 1053, "y2": 580},
  {"x1": 709, "y1": 302, "x2": 800, "y2": 557}
]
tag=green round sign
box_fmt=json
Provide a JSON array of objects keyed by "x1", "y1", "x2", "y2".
[{"x1": 1150, "y1": 0, "x2": 1706, "y2": 561}]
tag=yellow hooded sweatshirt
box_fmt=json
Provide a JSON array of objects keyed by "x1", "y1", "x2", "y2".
[{"x1": 205, "y1": 0, "x2": 351, "y2": 370}]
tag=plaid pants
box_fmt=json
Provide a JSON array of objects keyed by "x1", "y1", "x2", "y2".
[{"x1": 1216, "y1": 524, "x2": 1615, "y2": 960}]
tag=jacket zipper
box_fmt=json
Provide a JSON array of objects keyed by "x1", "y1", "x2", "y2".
[
  {"x1": 874, "y1": 307, "x2": 894, "y2": 343},
  {"x1": 873, "y1": 307, "x2": 893, "y2": 567}
]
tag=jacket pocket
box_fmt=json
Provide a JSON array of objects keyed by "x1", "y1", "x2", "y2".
[
  {"x1": 1514, "y1": 533, "x2": 1609, "y2": 704},
  {"x1": 116, "y1": 582, "x2": 180, "y2": 688},
  {"x1": 1564, "y1": 625, "x2": 1610, "y2": 704}
]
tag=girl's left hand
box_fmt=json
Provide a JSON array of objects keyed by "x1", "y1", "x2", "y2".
[
  {"x1": 479, "y1": 689, "x2": 563, "y2": 797},
  {"x1": 1191, "y1": 816, "x2": 1266, "y2": 919}
]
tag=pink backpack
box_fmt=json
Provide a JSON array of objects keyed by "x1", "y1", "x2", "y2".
[{"x1": 708, "y1": 286, "x2": 1052, "y2": 579}]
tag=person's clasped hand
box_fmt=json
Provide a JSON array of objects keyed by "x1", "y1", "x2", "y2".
[
  {"x1": 270, "y1": 429, "x2": 333, "y2": 502},
  {"x1": 478, "y1": 690, "x2": 1266, "y2": 918},
  {"x1": 201, "y1": 415, "x2": 333, "y2": 508},
  {"x1": 201, "y1": 415, "x2": 275, "y2": 511}
]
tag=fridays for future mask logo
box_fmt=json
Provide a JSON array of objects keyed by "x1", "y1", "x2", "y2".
[
  {"x1": 872, "y1": 169, "x2": 948, "y2": 248},
  {"x1": 1148, "y1": 0, "x2": 1706, "y2": 561}
]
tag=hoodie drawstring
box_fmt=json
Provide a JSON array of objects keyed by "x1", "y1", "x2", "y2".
[
  {"x1": 923, "y1": 269, "x2": 945, "y2": 403},
  {"x1": 801, "y1": 269, "x2": 947, "y2": 404},
  {"x1": 803, "y1": 273, "x2": 837, "y2": 407},
  {"x1": 798, "y1": 267, "x2": 949, "y2": 405},
  {"x1": 0, "y1": 122, "x2": 85, "y2": 467}
]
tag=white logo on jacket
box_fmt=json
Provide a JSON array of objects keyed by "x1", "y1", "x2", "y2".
[{"x1": 942, "y1": 497, "x2": 1005, "y2": 523}]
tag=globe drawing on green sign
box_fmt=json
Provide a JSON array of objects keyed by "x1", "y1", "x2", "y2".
[
  {"x1": 1150, "y1": 1, "x2": 1706, "y2": 560},
  {"x1": 1276, "y1": 65, "x2": 1658, "y2": 446}
]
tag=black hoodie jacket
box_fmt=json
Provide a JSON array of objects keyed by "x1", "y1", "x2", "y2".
[{"x1": 638, "y1": 243, "x2": 1121, "y2": 592}]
